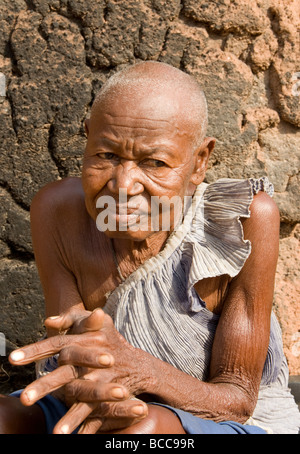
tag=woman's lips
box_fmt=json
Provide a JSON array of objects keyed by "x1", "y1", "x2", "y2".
[
  {"x1": 111, "y1": 208, "x2": 149, "y2": 224},
  {"x1": 115, "y1": 205, "x2": 143, "y2": 215}
]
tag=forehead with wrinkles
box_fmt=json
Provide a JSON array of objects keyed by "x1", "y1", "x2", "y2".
[{"x1": 90, "y1": 62, "x2": 208, "y2": 147}]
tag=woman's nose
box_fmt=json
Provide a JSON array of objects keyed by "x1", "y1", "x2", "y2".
[{"x1": 107, "y1": 161, "x2": 144, "y2": 196}]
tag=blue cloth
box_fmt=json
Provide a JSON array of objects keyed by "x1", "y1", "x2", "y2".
[
  {"x1": 151, "y1": 403, "x2": 266, "y2": 434},
  {"x1": 11, "y1": 390, "x2": 79, "y2": 434},
  {"x1": 11, "y1": 390, "x2": 265, "y2": 434}
]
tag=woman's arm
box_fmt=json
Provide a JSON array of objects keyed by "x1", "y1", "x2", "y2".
[{"x1": 30, "y1": 179, "x2": 86, "y2": 324}]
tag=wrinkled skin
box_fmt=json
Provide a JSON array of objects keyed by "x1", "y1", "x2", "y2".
[
  {"x1": 8, "y1": 307, "x2": 186, "y2": 434},
  {"x1": 1, "y1": 62, "x2": 280, "y2": 434}
]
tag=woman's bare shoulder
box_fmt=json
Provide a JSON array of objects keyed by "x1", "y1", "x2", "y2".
[
  {"x1": 241, "y1": 190, "x2": 280, "y2": 238},
  {"x1": 30, "y1": 177, "x2": 86, "y2": 218}
]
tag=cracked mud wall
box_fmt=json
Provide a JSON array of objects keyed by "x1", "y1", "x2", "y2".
[{"x1": 0, "y1": 0, "x2": 299, "y2": 391}]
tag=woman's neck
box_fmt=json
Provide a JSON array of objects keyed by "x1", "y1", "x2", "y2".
[{"x1": 110, "y1": 231, "x2": 170, "y2": 279}]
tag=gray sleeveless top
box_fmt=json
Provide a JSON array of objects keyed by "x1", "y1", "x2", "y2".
[
  {"x1": 39, "y1": 178, "x2": 300, "y2": 434},
  {"x1": 104, "y1": 178, "x2": 280, "y2": 383}
]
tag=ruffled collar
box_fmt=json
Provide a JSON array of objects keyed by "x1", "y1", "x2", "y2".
[{"x1": 104, "y1": 178, "x2": 270, "y2": 308}]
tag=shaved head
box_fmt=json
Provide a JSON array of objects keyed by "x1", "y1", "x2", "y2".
[
  {"x1": 92, "y1": 61, "x2": 208, "y2": 149},
  {"x1": 83, "y1": 61, "x2": 214, "y2": 236}
]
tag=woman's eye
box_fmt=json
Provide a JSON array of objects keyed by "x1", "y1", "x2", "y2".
[
  {"x1": 153, "y1": 160, "x2": 166, "y2": 167},
  {"x1": 143, "y1": 159, "x2": 166, "y2": 168},
  {"x1": 97, "y1": 152, "x2": 116, "y2": 160}
]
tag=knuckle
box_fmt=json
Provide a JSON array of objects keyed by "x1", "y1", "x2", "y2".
[
  {"x1": 93, "y1": 331, "x2": 107, "y2": 345},
  {"x1": 98, "y1": 401, "x2": 111, "y2": 415},
  {"x1": 52, "y1": 334, "x2": 70, "y2": 350},
  {"x1": 61, "y1": 364, "x2": 79, "y2": 381},
  {"x1": 69, "y1": 364, "x2": 79, "y2": 380},
  {"x1": 107, "y1": 402, "x2": 127, "y2": 418},
  {"x1": 113, "y1": 404, "x2": 125, "y2": 417},
  {"x1": 57, "y1": 347, "x2": 72, "y2": 365},
  {"x1": 103, "y1": 314, "x2": 113, "y2": 327},
  {"x1": 71, "y1": 316, "x2": 89, "y2": 334},
  {"x1": 64, "y1": 382, "x2": 78, "y2": 400},
  {"x1": 90, "y1": 385, "x2": 104, "y2": 401}
]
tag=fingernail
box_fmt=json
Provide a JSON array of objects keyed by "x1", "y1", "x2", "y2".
[
  {"x1": 111, "y1": 387, "x2": 124, "y2": 399},
  {"x1": 132, "y1": 405, "x2": 146, "y2": 416},
  {"x1": 98, "y1": 354, "x2": 112, "y2": 366},
  {"x1": 10, "y1": 350, "x2": 25, "y2": 362},
  {"x1": 60, "y1": 424, "x2": 69, "y2": 434},
  {"x1": 48, "y1": 315, "x2": 60, "y2": 320},
  {"x1": 24, "y1": 389, "x2": 37, "y2": 402}
]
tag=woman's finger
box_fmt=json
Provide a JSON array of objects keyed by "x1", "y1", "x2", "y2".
[
  {"x1": 77, "y1": 418, "x2": 103, "y2": 434},
  {"x1": 58, "y1": 345, "x2": 114, "y2": 368},
  {"x1": 93, "y1": 398, "x2": 148, "y2": 419},
  {"x1": 64, "y1": 379, "x2": 129, "y2": 403},
  {"x1": 19, "y1": 364, "x2": 80, "y2": 406},
  {"x1": 46, "y1": 307, "x2": 106, "y2": 335},
  {"x1": 9, "y1": 330, "x2": 107, "y2": 366},
  {"x1": 73, "y1": 308, "x2": 106, "y2": 334},
  {"x1": 44, "y1": 303, "x2": 89, "y2": 332},
  {"x1": 53, "y1": 401, "x2": 96, "y2": 434}
]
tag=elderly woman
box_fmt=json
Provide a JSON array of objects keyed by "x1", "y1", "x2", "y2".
[{"x1": 1, "y1": 62, "x2": 299, "y2": 434}]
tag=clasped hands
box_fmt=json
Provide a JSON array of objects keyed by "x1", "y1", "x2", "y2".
[{"x1": 9, "y1": 306, "x2": 149, "y2": 434}]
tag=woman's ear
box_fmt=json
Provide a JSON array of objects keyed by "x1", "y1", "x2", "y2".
[
  {"x1": 190, "y1": 137, "x2": 215, "y2": 186},
  {"x1": 84, "y1": 119, "x2": 90, "y2": 137}
]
